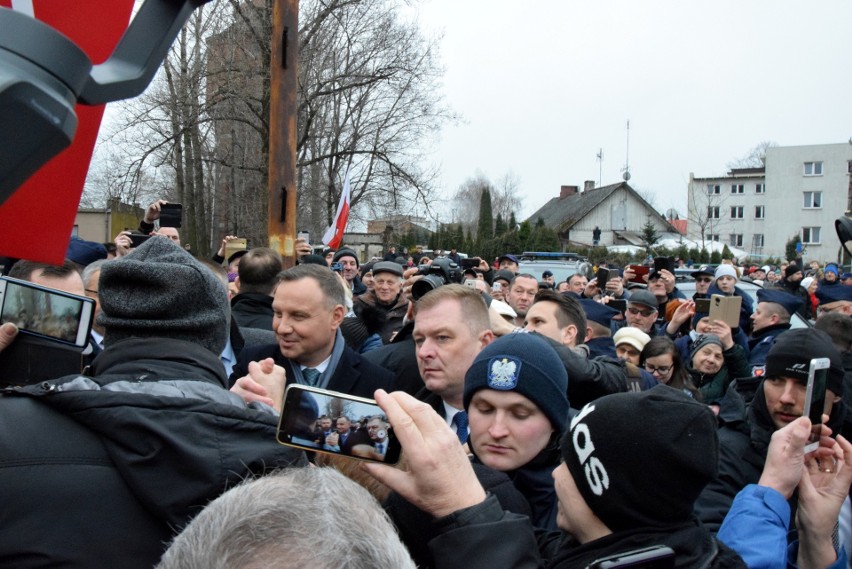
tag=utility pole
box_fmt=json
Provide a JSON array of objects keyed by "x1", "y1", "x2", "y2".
[{"x1": 267, "y1": 0, "x2": 299, "y2": 267}]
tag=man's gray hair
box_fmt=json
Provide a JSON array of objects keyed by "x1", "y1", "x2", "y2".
[
  {"x1": 81, "y1": 259, "x2": 109, "y2": 289},
  {"x1": 157, "y1": 467, "x2": 415, "y2": 569}
]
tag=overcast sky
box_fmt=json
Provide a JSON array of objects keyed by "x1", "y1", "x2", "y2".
[{"x1": 410, "y1": 0, "x2": 852, "y2": 223}]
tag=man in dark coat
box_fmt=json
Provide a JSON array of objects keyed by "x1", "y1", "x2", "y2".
[
  {"x1": 694, "y1": 328, "x2": 846, "y2": 532},
  {"x1": 0, "y1": 238, "x2": 304, "y2": 568},
  {"x1": 229, "y1": 247, "x2": 283, "y2": 330},
  {"x1": 229, "y1": 263, "x2": 394, "y2": 403}
]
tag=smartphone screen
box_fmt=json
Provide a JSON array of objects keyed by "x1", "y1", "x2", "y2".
[
  {"x1": 297, "y1": 231, "x2": 310, "y2": 245},
  {"x1": 492, "y1": 281, "x2": 503, "y2": 292},
  {"x1": 277, "y1": 384, "x2": 401, "y2": 464},
  {"x1": 0, "y1": 277, "x2": 94, "y2": 347},
  {"x1": 608, "y1": 299, "x2": 627, "y2": 313},
  {"x1": 596, "y1": 268, "x2": 610, "y2": 285},
  {"x1": 803, "y1": 358, "x2": 830, "y2": 452},
  {"x1": 159, "y1": 203, "x2": 183, "y2": 228}
]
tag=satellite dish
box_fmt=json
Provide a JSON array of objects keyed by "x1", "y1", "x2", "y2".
[
  {"x1": 665, "y1": 208, "x2": 679, "y2": 220},
  {"x1": 622, "y1": 171, "x2": 631, "y2": 181}
]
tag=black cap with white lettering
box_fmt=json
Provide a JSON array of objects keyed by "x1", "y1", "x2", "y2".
[
  {"x1": 560, "y1": 386, "x2": 718, "y2": 532},
  {"x1": 764, "y1": 328, "x2": 843, "y2": 396}
]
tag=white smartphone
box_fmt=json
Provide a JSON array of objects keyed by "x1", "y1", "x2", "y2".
[
  {"x1": 492, "y1": 281, "x2": 502, "y2": 292},
  {"x1": 0, "y1": 276, "x2": 94, "y2": 348},
  {"x1": 803, "y1": 357, "x2": 831, "y2": 453},
  {"x1": 297, "y1": 231, "x2": 311, "y2": 246}
]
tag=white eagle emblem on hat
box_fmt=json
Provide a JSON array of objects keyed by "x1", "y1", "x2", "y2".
[{"x1": 487, "y1": 356, "x2": 520, "y2": 390}]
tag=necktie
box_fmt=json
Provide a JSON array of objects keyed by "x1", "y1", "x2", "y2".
[
  {"x1": 376, "y1": 443, "x2": 385, "y2": 455},
  {"x1": 302, "y1": 368, "x2": 320, "y2": 386},
  {"x1": 452, "y1": 411, "x2": 469, "y2": 444}
]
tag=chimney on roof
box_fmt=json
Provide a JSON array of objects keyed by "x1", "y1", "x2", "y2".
[
  {"x1": 583, "y1": 180, "x2": 595, "y2": 192},
  {"x1": 560, "y1": 185, "x2": 578, "y2": 199}
]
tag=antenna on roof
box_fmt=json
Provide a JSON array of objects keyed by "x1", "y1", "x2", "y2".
[
  {"x1": 621, "y1": 120, "x2": 631, "y2": 181},
  {"x1": 596, "y1": 148, "x2": 603, "y2": 187}
]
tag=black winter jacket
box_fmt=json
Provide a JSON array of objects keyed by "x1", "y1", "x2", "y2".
[{"x1": 0, "y1": 338, "x2": 305, "y2": 568}]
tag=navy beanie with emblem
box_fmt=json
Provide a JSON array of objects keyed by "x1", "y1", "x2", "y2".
[
  {"x1": 98, "y1": 237, "x2": 230, "y2": 355},
  {"x1": 464, "y1": 333, "x2": 569, "y2": 432},
  {"x1": 764, "y1": 329, "x2": 844, "y2": 396},
  {"x1": 561, "y1": 386, "x2": 718, "y2": 532}
]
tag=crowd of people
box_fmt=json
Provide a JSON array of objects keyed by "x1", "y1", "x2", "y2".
[{"x1": 0, "y1": 198, "x2": 851, "y2": 568}]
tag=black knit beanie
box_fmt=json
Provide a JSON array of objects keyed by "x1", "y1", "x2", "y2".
[
  {"x1": 764, "y1": 329, "x2": 844, "y2": 396},
  {"x1": 333, "y1": 248, "x2": 359, "y2": 268},
  {"x1": 561, "y1": 386, "x2": 718, "y2": 532},
  {"x1": 464, "y1": 333, "x2": 569, "y2": 432},
  {"x1": 98, "y1": 238, "x2": 230, "y2": 355}
]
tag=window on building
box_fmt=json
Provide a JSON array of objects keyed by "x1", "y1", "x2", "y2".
[
  {"x1": 803, "y1": 191, "x2": 822, "y2": 208},
  {"x1": 707, "y1": 206, "x2": 720, "y2": 219},
  {"x1": 847, "y1": 160, "x2": 852, "y2": 174},
  {"x1": 752, "y1": 234, "x2": 764, "y2": 248},
  {"x1": 709, "y1": 234, "x2": 720, "y2": 242},
  {"x1": 803, "y1": 162, "x2": 823, "y2": 176},
  {"x1": 707, "y1": 184, "x2": 720, "y2": 195},
  {"x1": 755, "y1": 183, "x2": 765, "y2": 194},
  {"x1": 731, "y1": 184, "x2": 744, "y2": 194},
  {"x1": 729, "y1": 234, "x2": 743, "y2": 247},
  {"x1": 730, "y1": 206, "x2": 744, "y2": 219},
  {"x1": 802, "y1": 227, "x2": 821, "y2": 244},
  {"x1": 754, "y1": 205, "x2": 765, "y2": 219}
]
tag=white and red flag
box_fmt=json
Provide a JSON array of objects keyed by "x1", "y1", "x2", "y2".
[{"x1": 322, "y1": 167, "x2": 351, "y2": 249}]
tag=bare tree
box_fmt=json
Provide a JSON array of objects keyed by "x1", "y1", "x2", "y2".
[
  {"x1": 727, "y1": 140, "x2": 777, "y2": 169},
  {"x1": 450, "y1": 171, "x2": 524, "y2": 237},
  {"x1": 87, "y1": 0, "x2": 454, "y2": 250},
  {"x1": 687, "y1": 183, "x2": 727, "y2": 251}
]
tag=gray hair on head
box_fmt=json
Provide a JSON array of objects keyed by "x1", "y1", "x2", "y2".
[{"x1": 157, "y1": 467, "x2": 415, "y2": 569}]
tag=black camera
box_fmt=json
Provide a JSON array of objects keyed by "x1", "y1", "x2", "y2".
[{"x1": 411, "y1": 257, "x2": 463, "y2": 300}]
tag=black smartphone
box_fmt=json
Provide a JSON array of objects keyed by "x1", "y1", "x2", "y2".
[
  {"x1": 608, "y1": 299, "x2": 627, "y2": 313},
  {"x1": 596, "y1": 268, "x2": 611, "y2": 285},
  {"x1": 653, "y1": 256, "x2": 675, "y2": 275},
  {"x1": 588, "y1": 545, "x2": 675, "y2": 568},
  {"x1": 159, "y1": 203, "x2": 183, "y2": 228},
  {"x1": 803, "y1": 357, "x2": 830, "y2": 453},
  {"x1": 129, "y1": 233, "x2": 151, "y2": 248},
  {"x1": 460, "y1": 257, "x2": 481, "y2": 269},
  {"x1": 0, "y1": 276, "x2": 94, "y2": 348},
  {"x1": 694, "y1": 298, "x2": 711, "y2": 314},
  {"x1": 277, "y1": 384, "x2": 402, "y2": 464}
]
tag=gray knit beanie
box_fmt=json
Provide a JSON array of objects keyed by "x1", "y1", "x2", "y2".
[{"x1": 98, "y1": 237, "x2": 229, "y2": 355}]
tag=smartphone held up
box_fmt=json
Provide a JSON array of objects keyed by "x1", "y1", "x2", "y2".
[
  {"x1": 0, "y1": 276, "x2": 94, "y2": 348},
  {"x1": 277, "y1": 384, "x2": 401, "y2": 464},
  {"x1": 803, "y1": 357, "x2": 830, "y2": 453}
]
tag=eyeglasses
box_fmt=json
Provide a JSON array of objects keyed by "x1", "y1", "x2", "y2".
[
  {"x1": 627, "y1": 306, "x2": 656, "y2": 318},
  {"x1": 644, "y1": 364, "x2": 673, "y2": 375},
  {"x1": 696, "y1": 277, "x2": 713, "y2": 284}
]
